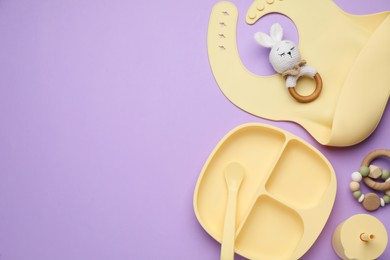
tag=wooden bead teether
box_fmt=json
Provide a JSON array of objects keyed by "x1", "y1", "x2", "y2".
[{"x1": 350, "y1": 149, "x2": 390, "y2": 211}]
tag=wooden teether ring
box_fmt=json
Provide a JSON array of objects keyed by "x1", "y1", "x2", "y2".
[
  {"x1": 361, "y1": 149, "x2": 390, "y2": 191},
  {"x1": 288, "y1": 73, "x2": 322, "y2": 103}
]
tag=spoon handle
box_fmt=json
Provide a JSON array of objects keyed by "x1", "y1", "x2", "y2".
[{"x1": 220, "y1": 188, "x2": 239, "y2": 260}]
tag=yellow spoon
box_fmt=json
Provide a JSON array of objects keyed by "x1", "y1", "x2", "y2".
[{"x1": 220, "y1": 162, "x2": 245, "y2": 260}]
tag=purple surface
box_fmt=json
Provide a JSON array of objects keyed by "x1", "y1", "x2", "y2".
[{"x1": 0, "y1": 0, "x2": 389, "y2": 259}]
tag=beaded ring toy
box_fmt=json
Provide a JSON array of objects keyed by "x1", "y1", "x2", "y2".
[{"x1": 350, "y1": 149, "x2": 390, "y2": 211}]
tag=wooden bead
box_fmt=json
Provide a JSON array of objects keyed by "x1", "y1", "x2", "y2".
[
  {"x1": 349, "y1": 181, "x2": 360, "y2": 191},
  {"x1": 362, "y1": 193, "x2": 381, "y2": 211},
  {"x1": 351, "y1": 172, "x2": 362, "y2": 182},
  {"x1": 369, "y1": 165, "x2": 382, "y2": 179},
  {"x1": 359, "y1": 166, "x2": 370, "y2": 177}
]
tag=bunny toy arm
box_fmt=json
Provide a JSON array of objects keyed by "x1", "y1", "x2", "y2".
[{"x1": 285, "y1": 65, "x2": 317, "y2": 88}]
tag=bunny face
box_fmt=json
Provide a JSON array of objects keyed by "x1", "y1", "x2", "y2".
[
  {"x1": 254, "y1": 23, "x2": 301, "y2": 73},
  {"x1": 269, "y1": 40, "x2": 301, "y2": 73}
]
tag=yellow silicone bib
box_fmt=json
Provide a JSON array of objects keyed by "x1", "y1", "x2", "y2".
[{"x1": 208, "y1": 0, "x2": 390, "y2": 146}]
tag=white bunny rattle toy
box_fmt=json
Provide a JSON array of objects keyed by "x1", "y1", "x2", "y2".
[{"x1": 254, "y1": 23, "x2": 322, "y2": 103}]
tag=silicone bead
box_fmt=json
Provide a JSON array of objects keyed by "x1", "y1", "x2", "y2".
[
  {"x1": 353, "y1": 191, "x2": 362, "y2": 199},
  {"x1": 380, "y1": 198, "x2": 385, "y2": 207},
  {"x1": 384, "y1": 195, "x2": 390, "y2": 204},
  {"x1": 358, "y1": 194, "x2": 365, "y2": 203},
  {"x1": 386, "y1": 190, "x2": 390, "y2": 196},
  {"x1": 382, "y1": 170, "x2": 390, "y2": 180},
  {"x1": 349, "y1": 181, "x2": 360, "y2": 191},
  {"x1": 351, "y1": 172, "x2": 362, "y2": 182},
  {"x1": 359, "y1": 166, "x2": 370, "y2": 177}
]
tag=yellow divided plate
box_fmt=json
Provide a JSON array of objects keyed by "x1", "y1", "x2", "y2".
[{"x1": 193, "y1": 123, "x2": 336, "y2": 260}]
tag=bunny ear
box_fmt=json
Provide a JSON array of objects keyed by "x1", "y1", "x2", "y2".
[
  {"x1": 270, "y1": 23, "x2": 283, "y2": 42},
  {"x1": 254, "y1": 32, "x2": 276, "y2": 48}
]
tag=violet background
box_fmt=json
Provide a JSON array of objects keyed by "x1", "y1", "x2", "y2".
[{"x1": 0, "y1": 0, "x2": 389, "y2": 259}]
